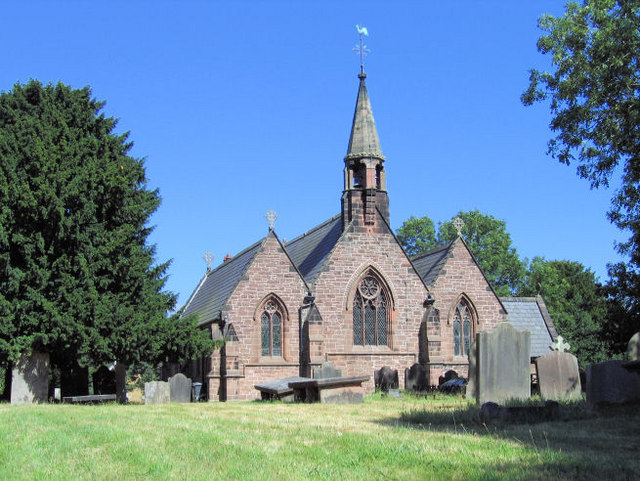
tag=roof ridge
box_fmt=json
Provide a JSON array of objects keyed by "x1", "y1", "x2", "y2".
[
  {"x1": 204, "y1": 237, "x2": 265, "y2": 277},
  {"x1": 411, "y1": 241, "x2": 455, "y2": 260},
  {"x1": 285, "y1": 214, "x2": 341, "y2": 246},
  {"x1": 500, "y1": 296, "x2": 539, "y2": 302}
]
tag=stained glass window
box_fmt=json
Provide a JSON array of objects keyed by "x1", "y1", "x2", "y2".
[{"x1": 353, "y1": 274, "x2": 390, "y2": 346}]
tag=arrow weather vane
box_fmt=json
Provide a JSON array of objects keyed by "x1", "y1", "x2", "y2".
[{"x1": 353, "y1": 25, "x2": 370, "y2": 75}]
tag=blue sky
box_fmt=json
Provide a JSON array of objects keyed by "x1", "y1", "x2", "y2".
[{"x1": 2, "y1": 1, "x2": 625, "y2": 307}]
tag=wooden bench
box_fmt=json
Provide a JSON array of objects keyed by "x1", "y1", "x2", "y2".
[
  {"x1": 254, "y1": 376, "x2": 311, "y2": 402},
  {"x1": 62, "y1": 394, "x2": 117, "y2": 404},
  {"x1": 288, "y1": 376, "x2": 370, "y2": 404}
]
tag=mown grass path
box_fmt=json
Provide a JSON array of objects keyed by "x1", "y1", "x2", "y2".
[{"x1": 0, "y1": 395, "x2": 638, "y2": 480}]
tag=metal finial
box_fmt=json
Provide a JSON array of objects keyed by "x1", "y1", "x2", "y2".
[
  {"x1": 550, "y1": 335, "x2": 571, "y2": 352},
  {"x1": 353, "y1": 25, "x2": 370, "y2": 75},
  {"x1": 265, "y1": 210, "x2": 278, "y2": 231},
  {"x1": 203, "y1": 252, "x2": 214, "y2": 272},
  {"x1": 453, "y1": 216, "x2": 465, "y2": 237}
]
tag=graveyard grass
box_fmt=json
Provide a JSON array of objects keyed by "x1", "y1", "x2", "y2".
[{"x1": 0, "y1": 395, "x2": 638, "y2": 481}]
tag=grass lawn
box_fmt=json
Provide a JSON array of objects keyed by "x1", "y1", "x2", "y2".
[{"x1": 0, "y1": 394, "x2": 638, "y2": 481}]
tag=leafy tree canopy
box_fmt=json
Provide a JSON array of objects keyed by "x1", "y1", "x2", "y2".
[
  {"x1": 522, "y1": 0, "x2": 640, "y2": 351},
  {"x1": 518, "y1": 257, "x2": 610, "y2": 366},
  {"x1": 396, "y1": 216, "x2": 437, "y2": 257},
  {"x1": 0, "y1": 80, "x2": 213, "y2": 368}
]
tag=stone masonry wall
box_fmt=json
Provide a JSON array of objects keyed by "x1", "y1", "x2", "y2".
[
  {"x1": 208, "y1": 233, "x2": 308, "y2": 401},
  {"x1": 426, "y1": 239, "x2": 506, "y2": 383}
]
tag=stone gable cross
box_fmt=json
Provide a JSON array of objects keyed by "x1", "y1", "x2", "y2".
[
  {"x1": 550, "y1": 335, "x2": 571, "y2": 352},
  {"x1": 453, "y1": 216, "x2": 465, "y2": 237},
  {"x1": 265, "y1": 210, "x2": 278, "y2": 231}
]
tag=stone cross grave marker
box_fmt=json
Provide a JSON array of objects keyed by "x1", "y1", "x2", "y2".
[
  {"x1": 551, "y1": 335, "x2": 571, "y2": 352},
  {"x1": 535, "y1": 351, "x2": 582, "y2": 401},
  {"x1": 476, "y1": 323, "x2": 531, "y2": 405}
]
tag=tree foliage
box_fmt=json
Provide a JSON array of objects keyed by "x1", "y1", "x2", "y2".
[
  {"x1": 0, "y1": 80, "x2": 213, "y2": 368},
  {"x1": 396, "y1": 216, "x2": 437, "y2": 257},
  {"x1": 518, "y1": 257, "x2": 611, "y2": 366},
  {"x1": 523, "y1": 0, "x2": 640, "y2": 347}
]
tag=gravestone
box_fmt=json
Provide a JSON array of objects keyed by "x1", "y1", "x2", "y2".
[
  {"x1": 374, "y1": 366, "x2": 398, "y2": 392},
  {"x1": 476, "y1": 323, "x2": 530, "y2": 404},
  {"x1": 313, "y1": 361, "x2": 341, "y2": 379},
  {"x1": 586, "y1": 360, "x2": 640, "y2": 410},
  {"x1": 438, "y1": 370, "x2": 458, "y2": 386},
  {"x1": 93, "y1": 366, "x2": 116, "y2": 395},
  {"x1": 465, "y1": 340, "x2": 477, "y2": 400},
  {"x1": 627, "y1": 332, "x2": 640, "y2": 361},
  {"x1": 114, "y1": 362, "x2": 127, "y2": 404},
  {"x1": 169, "y1": 373, "x2": 192, "y2": 402},
  {"x1": 60, "y1": 363, "x2": 89, "y2": 397},
  {"x1": 404, "y1": 363, "x2": 428, "y2": 392},
  {"x1": 535, "y1": 351, "x2": 582, "y2": 400},
  {"x1": 144, "y1": 381, "x2": 170, "y2": 404},
  {"x1": 11, "y1": 351, "x2": 50, "y2": 405}
]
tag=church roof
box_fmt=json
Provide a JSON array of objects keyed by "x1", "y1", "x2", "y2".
[
  {"x1": 345, "y1": 73, "x2": 385, "y2": 162},
  {"x1": 500, "y1": 296, "x2": 559, "y2": 358},
  {"x1": 284, "y1": 215, "x2": 342, "y2": 285},
  {"x1": 181, "y1": 239, "x2": 264, "y2": 325},
  {"x1": 411, "y1": 242, "x2": 456, "y2": 286}
]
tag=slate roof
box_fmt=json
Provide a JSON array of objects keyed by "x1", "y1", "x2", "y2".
[
  {"x1": 411, "y1": 242, "x2": 455, "y2": 286},
  {"x1": 345, "y1": 74, "x2": 385, "y2": 162},
  {"x1": 284, "y1": 215, "x2": 342, "y2": 285},
  {"x1": 181, "y1": 239, "x2": 264, "y2": 326},
  {"x1": 500, "y1": 296, "x2": 559, "y2": 358}
]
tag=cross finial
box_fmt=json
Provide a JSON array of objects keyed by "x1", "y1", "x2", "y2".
[
  {"x1": 453, "y1": 216, "x2": 465, "y2": 237},
  {"x1": 265, "y1": 210, "x2": 278, "y2": 231},
  {"x1": 203, "y1": 252, "x2": 214, "y2": 272},
  {"x1": 550, "y1": 335, "x2": 571, "y2": 352},
  {"x1": 353, "y1": 25, "x2": 370, "y2": 75}
]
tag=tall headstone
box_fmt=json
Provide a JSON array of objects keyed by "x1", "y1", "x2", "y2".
[
  {"x1": 313, "y1": 361, "x2": 342, "y2": 379},
  {"x1": 144, "y1": 381, "x2": 170, "y2": 405},
  {"x1": 114, "y1": 362, "x2": 127, "y2": 404},
  {"x1": 10, "y1": 351, "x2": 50, "y2": 405},
  {"x1": 465, "y1": 340, "x2": 477, "y2": 399},
  {"x1": 586, "y1": 360, "x2": 640, "y2": 410},
  {"x1": 169, "y1": 373, "x2": 192, "y2": 402},
  {"x1": 476, "y1": 323, "x2": 531, "y2": 405},
  {"x1": 374, "y1": 366, "x2": 398, "y2": 392},
  {"x1": 535, "y1": 351, "x2": 582, "y2": 400},
  {"x1": 93, "y1": 366, "x2": 116, "y2": 395},
  {"x1": 405, "y1": 363, "x2": 429, "y2": 392},
  {"x1": 627, "y1": 332, "x2": 640, "y2": 361}
]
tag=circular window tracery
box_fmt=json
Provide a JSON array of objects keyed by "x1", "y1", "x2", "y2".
[{"x1": 358, "y1": 276, "x2": 380, "y2": 299}]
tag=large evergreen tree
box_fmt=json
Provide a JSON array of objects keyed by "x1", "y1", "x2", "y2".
[{"x1": 0, "y1": 80, "x2": 212, "y2": 378}]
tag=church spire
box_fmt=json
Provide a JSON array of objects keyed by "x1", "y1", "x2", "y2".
[{"x1": 341, "y1": 27, "x2": 389, "y2": 233}]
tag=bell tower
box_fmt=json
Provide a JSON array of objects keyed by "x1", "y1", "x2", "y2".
[{"x1": 341, "y1": 71, "x2": 389, "y2": 233}]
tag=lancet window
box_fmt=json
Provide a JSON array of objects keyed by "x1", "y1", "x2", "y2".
[
  {"x1": 453, "y1": 299, "x2": 473, "y2": 357},
  {"x1": 261, "y1": 299, "x2": 283, "y2": 357}
]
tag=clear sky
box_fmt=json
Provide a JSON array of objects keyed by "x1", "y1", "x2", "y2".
[{"x1": 1, "y1": 1, "x2": 625, "y2": 307}]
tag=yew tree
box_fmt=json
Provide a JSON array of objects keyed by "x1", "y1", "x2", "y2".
[{"x1": 0, "y1": 80, "x2": 212, "y2": 374}]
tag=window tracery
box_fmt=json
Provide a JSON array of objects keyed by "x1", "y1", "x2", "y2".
[
  {"x1": 453, "y1": 299, "x2": 473, "y2": 356},
  {"x1": 353, "y1": 274, "x2": 389, "y2": 346},
  {"x1": 261, "y1": 299, "x2": 283, "y2": 356}
]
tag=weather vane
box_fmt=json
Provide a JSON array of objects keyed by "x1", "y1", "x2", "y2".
[
  {"x1": 353, "y1": 25, "x2": 370, "y2": 75},
  {"x1": 203, "y1": 252, "x2": 214, "y2": 272},
  {"x1": 265, "y1": 210, "x2": 278, "y2": 231},
  {"x1": 453, "y1": 217, "x2": 465, "y2": 237}
]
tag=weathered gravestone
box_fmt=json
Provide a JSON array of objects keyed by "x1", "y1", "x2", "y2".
[
  {"x1": 145, "y1": 381, "x2": 170, "y2": 405},
  {"x1": 374, "y1": 366, "x2": 398, "y2": 392},
  {"x1": 114, "y1": 363, "x2": 127, "y2": 404},
  {"x1": 439, "y1": 370, "x2": 458, "y2": 386},
  {"x1": 586, "y1": 360, "x2": 640, "y2": 410},
  {"x1": 465, "y1": 340, "x2": 477, "y2": 400},
  {"x1": 313, "y1": 361, "x2": 342, "y2": 379},
  {"x1": 535, "y1": 351, "x2": 582, "y2": 401},
  {"x1": 93, "y1": 366, "x2": 116, "y2": 395},
  {"x1": 476, "y1": 323, "x2": 530, "y2": 405},
  {"x1": 405, "y1": 363, "x2": 429, "y2": 392},
  {"x1": 11, "y1": 351, "x2": 50, "y2": 405},
  {"x1": 169, "y1": 373, "x2": 192, "y2": 402},
  {"x1": 627, "y1": 332, "x2": 640, "y2": 361}
]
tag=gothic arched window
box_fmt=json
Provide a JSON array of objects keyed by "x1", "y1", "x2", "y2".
[
  {"x1": 261, "y1": 299, "x2": 283, "y2": 356},
  {"x1": 453, "y1": 299, "x2": 474, "y2": 356},
  {"x1": 353, "y1": 274, "x2": 390, "y2": 346}
]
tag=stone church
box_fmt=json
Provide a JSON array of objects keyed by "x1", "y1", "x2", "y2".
[{"x1": 181, "y1": 70, "x2": 552, "y2": 401}]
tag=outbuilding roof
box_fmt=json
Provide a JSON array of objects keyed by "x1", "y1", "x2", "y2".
[{"x1": 500, "y1": 296, "x2": 559, "y2": 358}]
